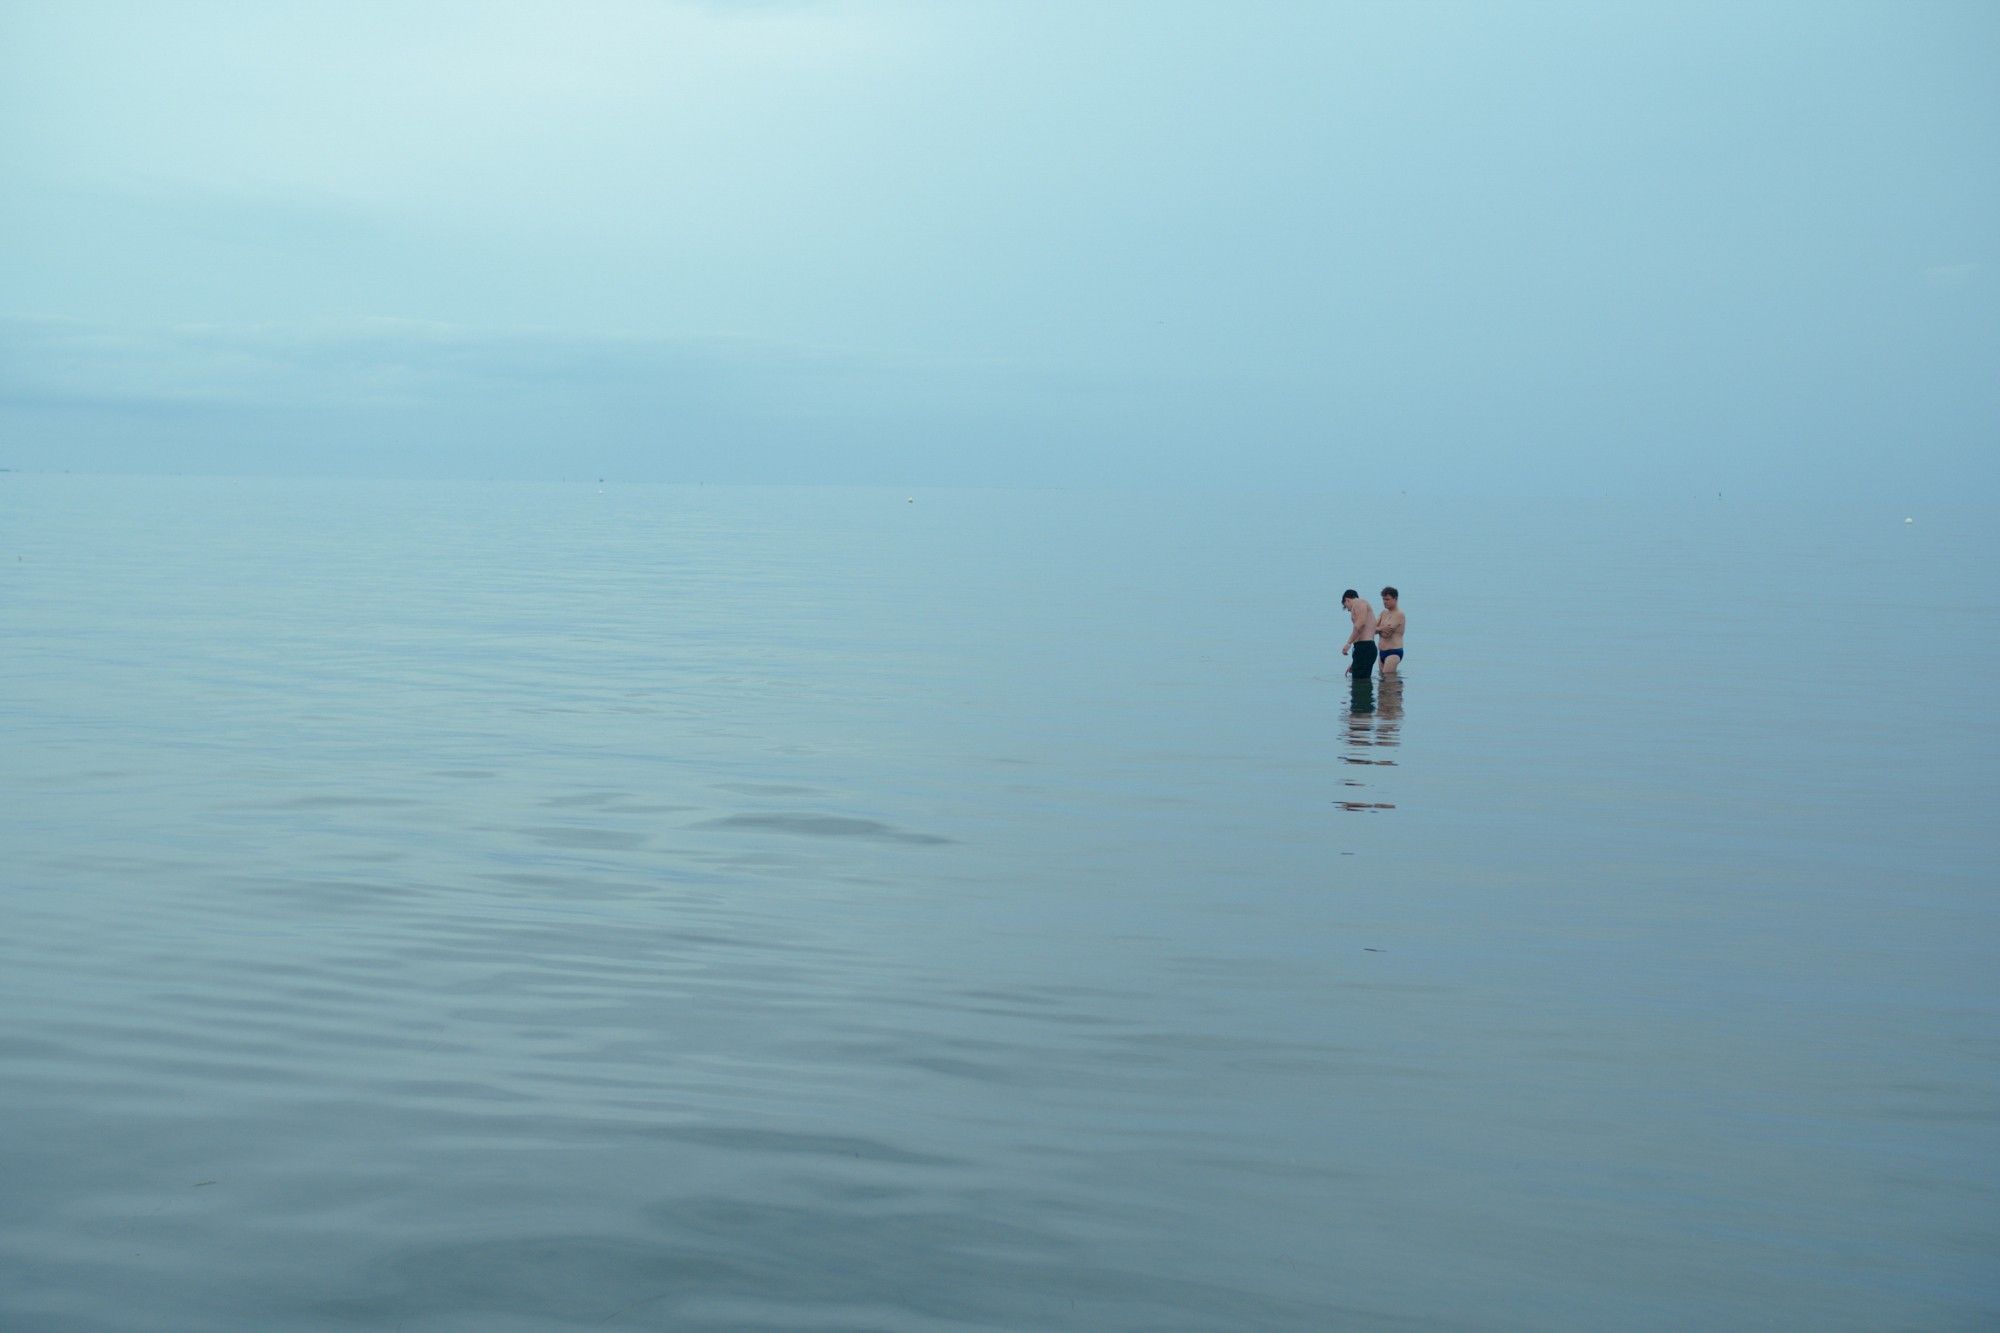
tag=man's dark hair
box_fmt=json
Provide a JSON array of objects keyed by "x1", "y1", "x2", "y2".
[
  {"x1": 1381, "y1": 586, "x2": 1398, "y2": 599},
  {"x1": 1341, "y1": 589, "x2": 1358, "y2": 601}
]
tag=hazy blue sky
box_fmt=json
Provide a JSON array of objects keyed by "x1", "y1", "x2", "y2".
[{"x1": 3, "y1": 0, "x2": 1995, "y2": 494}]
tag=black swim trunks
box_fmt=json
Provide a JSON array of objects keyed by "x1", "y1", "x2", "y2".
[{"x1": 1350, "y1": 642, "x2": 1377, "y2": 677}]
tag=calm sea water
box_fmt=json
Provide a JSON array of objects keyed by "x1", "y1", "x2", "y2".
[{"x1": 3, "y1": 474, "x2": 1995, "y2": 1331}]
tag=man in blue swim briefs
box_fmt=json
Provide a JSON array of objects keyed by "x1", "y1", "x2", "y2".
[
  {"x1": 1340, "y1": 589, "x2": 1377, "y2": 677},
  {"x1": 1375, "y1": 587, "x2": 1405, "y2": 675}
]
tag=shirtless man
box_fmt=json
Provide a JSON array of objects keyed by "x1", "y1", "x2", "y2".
[
  {"x1": 1340, "y1": 589, "x2": 1377, "y2": 678},
  {"x1": 1375, "y1": 587, "x2": 1406, "y2": 675}
]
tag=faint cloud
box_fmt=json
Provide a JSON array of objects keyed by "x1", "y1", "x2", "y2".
[
  {"x1": 0, "y1": 315, "x2": 886, "y2": 413},
  {"x1": 0, "y1": 312, "x2": 1193, "y2": 483},
  {"x1": 1922, "y1": 263, "x2": 1980, "y2": 287}
]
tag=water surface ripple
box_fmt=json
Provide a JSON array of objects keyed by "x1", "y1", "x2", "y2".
[{"x1": 3, "y1": 477, "x2": 1996, "y2": 1330}]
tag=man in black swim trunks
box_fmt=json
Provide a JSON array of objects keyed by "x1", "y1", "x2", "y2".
[
  {"x1": 1340, "y1": 589, "x2": 1377, "y2": 677},
  {"x1": 1376, "y1": 586, "x2": 1405, "y2": 675}
]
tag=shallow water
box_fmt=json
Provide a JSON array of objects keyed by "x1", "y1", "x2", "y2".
[{"x1": 3, "y1": 475, "x2": 1995, "y2": 1330}]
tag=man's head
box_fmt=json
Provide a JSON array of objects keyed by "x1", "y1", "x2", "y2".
[
  {"x1": 1381, "y1": 586, "x2": 1398, "y2": 608},
  {"x1": 1341, "y1": 589, "x2": 1359, "y2": 605}
]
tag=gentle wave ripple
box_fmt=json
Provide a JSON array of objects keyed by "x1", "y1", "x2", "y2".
[{"x1": 4, "y1": 478, "x2": 1997, "y2": 1331}]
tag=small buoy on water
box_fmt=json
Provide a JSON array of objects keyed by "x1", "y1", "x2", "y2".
[
  {"x1": 907, "y1": 497, "x2": 914, "y2": 503},
  {"x1": 1905, "y1": 517, "x2": 1914, "y2": 524}
]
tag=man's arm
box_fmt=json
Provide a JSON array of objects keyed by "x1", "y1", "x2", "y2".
[{"x1": 1342, "y1": 606, "x2": 1365, "y2": 650}]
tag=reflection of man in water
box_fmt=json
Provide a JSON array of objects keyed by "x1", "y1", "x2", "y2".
[
  {"x1": 1337, "y1": 674, "x2": 1397, "y2": 807},
  {"x1": 1374, "y1": 674, "x2": 1402, "y2": 742},
  {"x1": 1375, "y1": 587, "x2": 1405, "y2": 675},
  {"x1": 1340, "y1": 589, "x2": 1377, "y2": 678}
]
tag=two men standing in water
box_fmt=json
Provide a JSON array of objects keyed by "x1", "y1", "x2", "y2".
[{"x1": 1341, "y1": 587, "x2": 1405, "y2": 677}]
